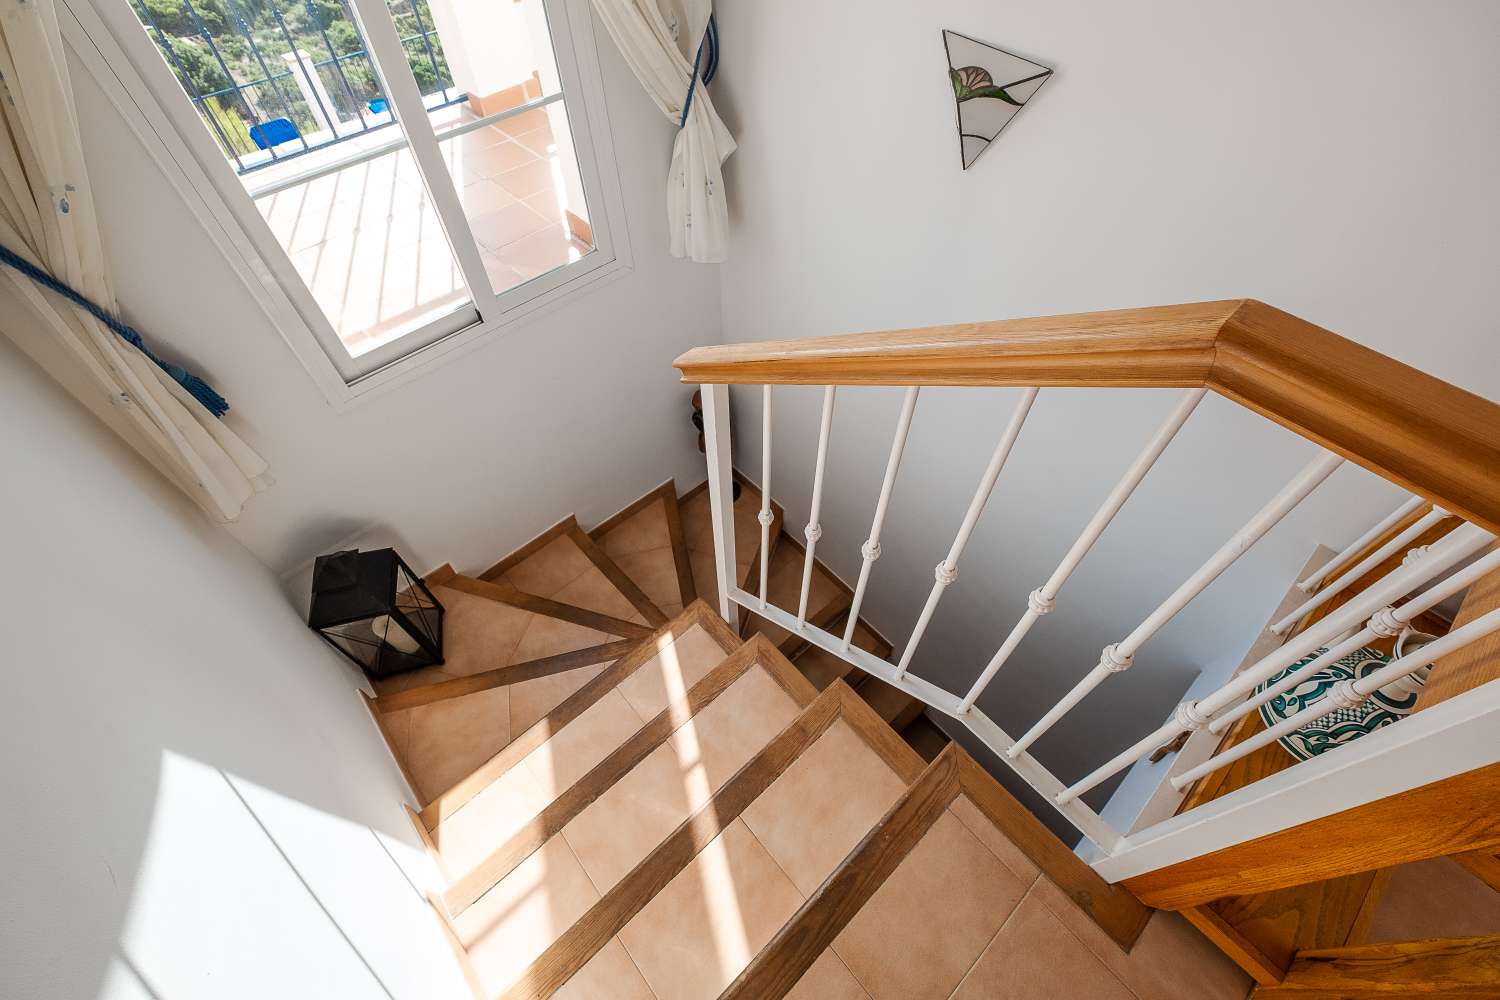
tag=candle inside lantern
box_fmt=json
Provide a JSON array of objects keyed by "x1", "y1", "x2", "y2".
[{"x1": 371, "y1": 614, "x2": 421, "y2": 654}]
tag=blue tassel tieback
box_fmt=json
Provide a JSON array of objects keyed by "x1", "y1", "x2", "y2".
[
  {"x1": 0, "y1": 242, "x2": 228, "y2": 417},
  {"x1": 679, "y1": 13, "x2": 719, "y2": 129}
]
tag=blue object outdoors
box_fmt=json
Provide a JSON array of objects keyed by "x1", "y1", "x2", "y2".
[
  {"x1": 249, "y1": 117, "x2": 301, "y2": 150},
  {"x1": 0, "y1": 243, "x2": 230, "y2": 417},
  {"x1": 368, "y1": 98, "x2": 388, "y2": 114}
]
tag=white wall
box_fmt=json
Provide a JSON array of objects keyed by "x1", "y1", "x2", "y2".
[
  {"x1": 39, "y1": 4, "x2": 721, "y2": 577},
  {"x1": 713, "y1": 0, "x2": 1500, "y2": 835},
  {"x1": 0, "y1": 334, "x2": 468, "y2": 1000}
]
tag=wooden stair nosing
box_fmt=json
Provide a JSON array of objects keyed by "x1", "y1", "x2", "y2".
[
  {"x1": 1252, "y1": 933, "x2": 1500, "y2": 998},
  {"x1": 499, "y1": 678, "x2": 921, "y2": 1000},
  {"x1": 440, "y1": 633, "x2": 818, "y2": 916},
  {"x1": 417, "y1": 602, "x2": 739, "y2": 829},
  {"x1": 1180, "y1": 904, "x2": 1288, "y2": 987},
  {"x1": 441, "y1": 571, "x2": 651, "y2": 639},
  {"x1": 477, "y1": 514, "x2": 579, "y2": 583},
  {"x1": 371, "y1": 639, "x2": 640, "y2": 714},
  {"x1": 1455, "y1": 848, "x2": 1500, "y2": 894},
  {"x1": 565, "y1": 522, "x2": 668, "y2": 627}
]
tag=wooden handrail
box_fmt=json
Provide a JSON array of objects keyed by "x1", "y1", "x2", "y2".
[{"x1": 674, "y1": 299, "x2": 1500, "y2": 534}]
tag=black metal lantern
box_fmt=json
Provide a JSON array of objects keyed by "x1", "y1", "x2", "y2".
[{"x1": 308, "y1": 548, "x2": 444, "y2": 679}]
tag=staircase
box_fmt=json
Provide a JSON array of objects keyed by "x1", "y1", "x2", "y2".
[{"x1": 362, "y1": 480, "x2": 1247, "y2": 999}]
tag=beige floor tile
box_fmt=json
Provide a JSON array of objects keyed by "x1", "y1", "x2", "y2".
[
  {"x1": 599, "y1": 499, "x2": 672, "y2": 559},
  {"x1": 370, "y1": 663, "x2": 457, "y2": 696},
  {"x1": 429, "y1": 750, "x2": 552, "y2": 877},
  {"x1": 511, "y1": 613, "x2": 612, "y2": 663},
  {"x1": 553, "y1": 938, "x2": 655, "y2": 1000},
  {"x1": 376, "y1": 706, "x2": 411, "y2": 759},
  {"x1": 454, "y1": 835, "x2": 600, "y2": 997},
  {"x1": 948, "y1": 795, "x2": 1042, "y2": 886},
  {"x1": 521, "y1": 688, "x2": 653, "y2": 796},
  {"x1": 742, "y1": 719, "x2": 908, "y2": 896},
  {"x1": 1365, "y1": 856, "x2": 1500, "y2": 943},
  {"x1": 749, "y1": 543, "x2": 842, "y2": 647},
  {"x1": 469, "y1": 200, "x2": 553, "y2": 252},
  {"x1": 511, "y1": 125, "x2": 557, "y2": 157},
  {"x1": 554, "y1": 567, "x2": 648, "y2": 624},
  {"x1": 456, "y1": 177, "x2": 518, "y2": 217},
  {"x1": 786, "y1": 950, "x2": 870, "y2": 1000},
  {"x1": 564, "y1": 665, "x2": 801, "y2": 893},
  {"x1": 681, "y1": 485, "x2": 762, "y2": 570},
  {"x1": 431, "y1": 584, "x2": 535, "y2": 678},
  {"x1": 503, "y1": 535, "x2": 595, "y2": 598},
  {"x1": 495, "y1": 223, "x2": 584, "y2": 279},
  {"x1": 952, "y1": 889, "x2": 1134, "y2": 1000},
  {"x1": 613, "y1": 624, "x2": 732, "y2": 720},
  {"x1": 659, "y1": 600, "x2": 685, "y2": 618},
  {"x1": 498, "y1": 107, "x2": 553, "y2": 136},
  {"x1": 461, "y1": 139, "x2": 538, "y2": 180},
  {"x1": 619, "y1": 820, "x2": 805, "y2": 1000},
  {"x1": 1028, "y1": 876, "x2": 1251, "y2": 1000},
  {"x1": 614, "y1": 547, "x2": 687, "y2": 613},
  {"x1": 495, "y1": 157, "x2": 557, "y2": 199},
  {"x1": 832, "y1": 810, "x2": 1028, "y2": 1000},
  {"x1": 509, "y1": 660, "x2": 609, "y2": 737},
  {"x1": 403, "y1": 686, "x2": 512, "y2": 803},
  {"x1": 794, "y1": 645, "x2": 856, "y2": 691}
]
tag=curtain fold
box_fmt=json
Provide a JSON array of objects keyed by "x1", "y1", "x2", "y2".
[
  {"x1": 0, "y1": 0, "x2": 269, "y2": 522},
  {"x1": 590, "y1": 0, "x2": 734, "y2": 263}
]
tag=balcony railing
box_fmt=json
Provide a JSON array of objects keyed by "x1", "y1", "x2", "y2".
[{"x1": 131, "y1": 0, "x2": 466, "y2": 176}]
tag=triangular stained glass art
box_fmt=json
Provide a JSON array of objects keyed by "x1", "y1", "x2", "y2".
[{"x1": 943, "y1": 29, "x2": 1053, "y2": 169}]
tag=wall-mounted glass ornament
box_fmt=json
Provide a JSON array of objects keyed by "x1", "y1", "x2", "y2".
[{"x1": 943, "y1": 29, "x2": 1054, "y2": 169}]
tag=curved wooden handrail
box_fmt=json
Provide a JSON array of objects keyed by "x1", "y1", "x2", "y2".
[{"x1": 674, "y1": 299, "x2": 1500, "y2": 534}]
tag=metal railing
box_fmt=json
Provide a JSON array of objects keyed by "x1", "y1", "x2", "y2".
[{"x1": 131, "y1": 0, "x2": 466, "y2": 176}]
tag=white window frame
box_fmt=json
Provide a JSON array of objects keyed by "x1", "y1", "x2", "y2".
[{"x1": 58, "y1": 0, "x2": 633, "y2": 410}]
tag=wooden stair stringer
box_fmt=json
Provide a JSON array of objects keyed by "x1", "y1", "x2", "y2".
[
  {"x1": 370, "y1": 638, "x2": 640, "y2": 714},
  {"x1": 437, "y1": 570, "x2": 651, "y2": 640},
  {"x1": 586, "y1": 479, "x2": 699, "y2": 614}
]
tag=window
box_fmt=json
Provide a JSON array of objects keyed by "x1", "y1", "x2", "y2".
[{"x1": 110, "y1": 0, "x2": 624, "y2": 388}]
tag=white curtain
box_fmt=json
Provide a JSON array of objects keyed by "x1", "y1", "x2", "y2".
[
  {"x1": 590, "y1": 0, "x2": 735, "y2": 262},
  {"x1": 0, "y1": 0, "x2": 269, "y2": 522}
]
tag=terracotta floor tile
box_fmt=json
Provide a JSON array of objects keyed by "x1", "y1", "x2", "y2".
[
  {"x1": 619, "y1": 820, "x2": 805, "y2": 1000},
  {"x1": 495, "y1": 223, "x2": 583, "y2": 279},
  {"x1": 613, "y1": 624, "x2": 731, "y2": 721},
  {"x1": 454, "y1": 835, "x2": 599, "y2": 997},
  {"x1": 431, "y1": 584, "x2": 535, "y2": 678},
  {"x1": 503, "y1": 535, "x2": 595, "y2": 598},
  {"x1": 599, "y1": 499, "x2": 672, "y2": 559},
  {"x1": 948, "y1": 795, "x2": 1042, "y2": 886},
  {"x1": 495, "y1": 157, "x2": 557, "y2": 200},
  {"x1": 371, "y1": 663, "x2": 457, "y2": 696},
  {"x1": 403, "y1": 687, "x2": 512, "y2": 803},
  {"x1": 509, "y1": 660, "x2": 609, "y2": 737},
  {"x1": 564, "y1": 665, "x2": 801, "y2": 893},
  {"x1": 554, "y1": 567, "x2": 648, "y2": 624},
  {"x1": 511, "y1": 125, "x2": 557, "y2": 157},
  {"x1": 1028, "y1": 876, "x2": 1251, "y2": 1000},
  {"x1": 742, "y1": 719, "x2": 908, "y2": 896},
  {"x1": 376, "y1": 706, "x2": 411, "y2": 760},
  {"x1": 552, "y1": 937, "x2": 655, "y2": 1000},
  {"x1": 521, "y1": 688, "x2": 653, "y2": 796},
  {"x1": 786, "y1": 950, "x2": 871, "y2": 1000},
  {"x1": 614, "y1": 548, "x2": 686, "y2": 613},
  {"x1": 429, "y1": 751, "x2": 551, "y2": 878},
  {"x1": 497, "y1": 107, "x2": 552, "y2": 136},
  {"x1": 951, "y1": 889, "x2": 1134, "y2": 1000},
  {"x1": 832, "y1": 810, "x2": 1028, "y2": 1000},
  {"x1": 469, "y1": 200, "x2": 553, "y2": 252},
  {"x1": 456, "y1": 177, "x2": 518, "y2": 217},
  {"x1": 511, "y1": 613, "x2": 612, "y2": 663},
  {"x1": 749, "y1": 543, "x2": 842, "y2": 647},
  {"x1": 459, "y1": 139, "x2": 538, "y2": 180}
]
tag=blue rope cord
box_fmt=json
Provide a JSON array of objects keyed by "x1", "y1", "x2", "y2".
[
  {"x1": 678, "y1": 13, "x2": 717, "y2": 129},
  {"x1": 0, "y1": 243, "x2": 229, "y2": 417}
]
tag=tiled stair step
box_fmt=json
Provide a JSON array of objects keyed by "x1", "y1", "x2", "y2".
[
  {"x1": 587, "y1": 480, "x2": 698, "y2": 620},
  {"x1": 476, "y1": 514, "x2": 668, "y2": 628},
  {"x1": 438, "y1": 631, "x2": 822, "y2": 998},
  {"x1": 409, "y1": 604, "x2": 739, "y2": 882},
  {"x1": 727, "y1": 749, "x2": 1154, "y2": 1000},
  {"x1": 497, "y1": 678, "x2": 927, "y2": 1000},
  {"x1": 678, "y1": 474, "x2": 782, "y2": 613}
]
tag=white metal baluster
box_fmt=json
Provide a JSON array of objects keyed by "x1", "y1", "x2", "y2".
[
  {"x1": 796, "y1": 386, "x2": 837, "y2": 627},
  {"x1": 1008, "y1": 452, "x2": 1344, "y2": 760},
  {"x1": 1215, "y1": 543, "x2": 1500, "y2": 734},
  {"x1": 1054, "y1": 521, "x2": 1495, "y2": 805},
  {"x1": 893, "y1": 388, "x2": 1039, "y2": 680},
  {"x1": 759, "y1": 386, "x2": 773, "y2": 609},
  {"x1": 700, "y1": 384, "x2": 738, "y2": 622},
  {"x1": 958, "y1": 389, "x2": 1207, "y2": 712},
  {"x1": 843, "y1": 388, "x2": 920, "y2": 650},
  {"x1": 1172, "y1": 606, "x2": 1500, "y2": 790},
  {"x1": 1270, "y1": 505, "x2": 1455, "y2": 635},
  {"x1": 1294, "y1": 496, "x2": 1425, "y2": 592}
]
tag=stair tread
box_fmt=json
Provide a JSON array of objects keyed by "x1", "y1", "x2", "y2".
[
  {"x1": 452, "y1": 641, "x2": 818, "y2": 998},
  {"x1": 492, "y1": 526, "x2": 656, "y2": 627},
  {"x1": 425, "y1": 617, "x2": 736, "y2": 880},
  {"x1": 589, "y1": 481, "x2": 695, "y2": 618},
  {"x1": 679, "y1": 478, "x2": 770, "y2": 609}
]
